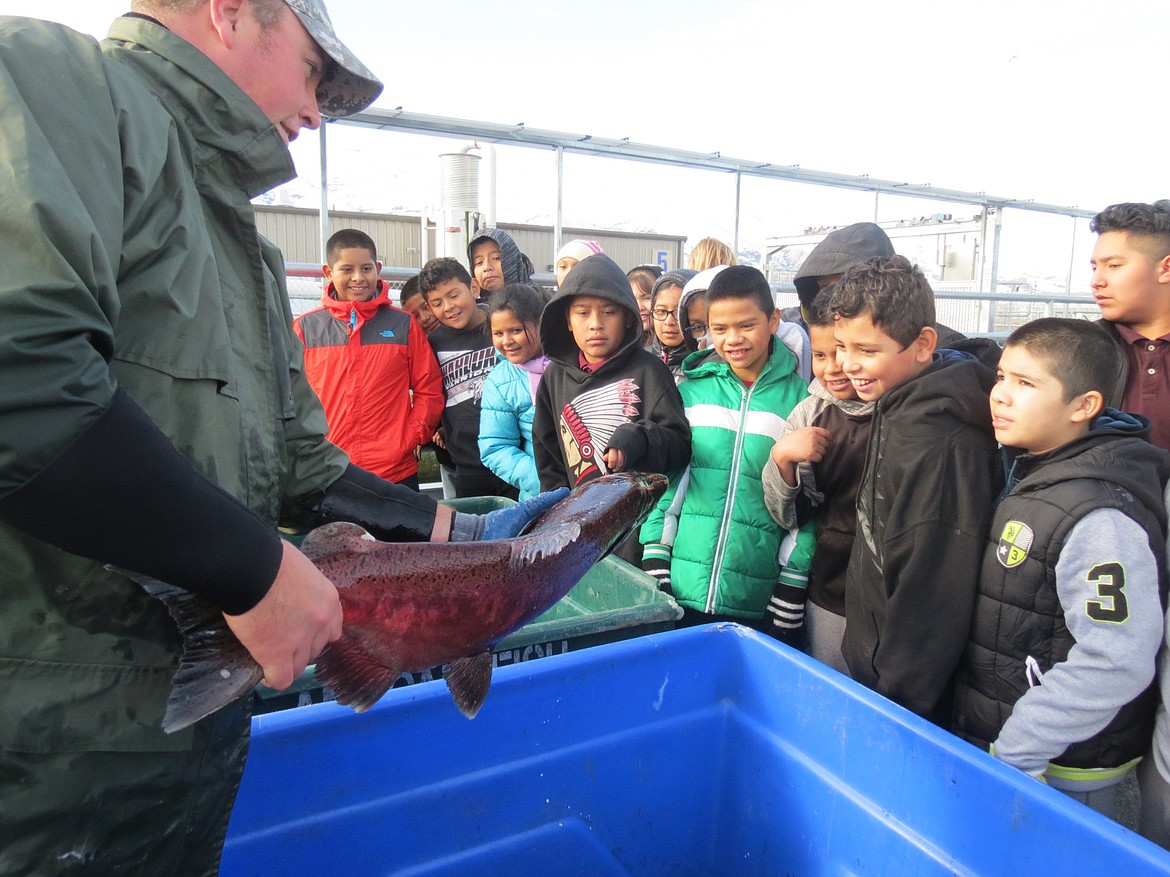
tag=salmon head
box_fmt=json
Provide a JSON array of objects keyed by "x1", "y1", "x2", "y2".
[{"x1": 521, "y1": 471, "x2": 669, "y2": 557}]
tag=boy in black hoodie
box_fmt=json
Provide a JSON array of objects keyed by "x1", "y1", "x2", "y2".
[
  {"x1": 533, "y1": 254, "x2": 690, "y2": 492},
  {"x1": 789, "y1": 222, "x2": 896, "y2": 327},
  {"x1": 831, "y1": 255, "x2": 1002, "y2": 726},
  {"x1": 790, "y1": 222, "x2": 1000, "y2": 368}
]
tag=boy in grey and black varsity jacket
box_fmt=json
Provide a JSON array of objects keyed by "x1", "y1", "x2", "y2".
[{"x1": 952, "y1": 318, "x2": 1170, "y2": 823}]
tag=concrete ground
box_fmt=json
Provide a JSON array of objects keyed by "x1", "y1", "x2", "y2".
[{"x1": 1118, "y1": 768, "x2": 1140, "y2": 831}]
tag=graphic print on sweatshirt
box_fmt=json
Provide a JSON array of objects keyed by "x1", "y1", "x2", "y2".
[
  {"x1": 559, "y1": 378, "x2": 640, "y2": 485},
  {"x1": 436, "y1": 347, "x2": 497, "y2": 407}
]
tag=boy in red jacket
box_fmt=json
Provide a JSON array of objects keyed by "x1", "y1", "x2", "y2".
[{"x1": 295, "y1": 229, "x2": 443, "y2": 490}]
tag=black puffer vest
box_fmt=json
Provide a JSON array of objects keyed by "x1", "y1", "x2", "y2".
[{"x1": 953, "y1": 428, "x2": 1170, "y2": 769}]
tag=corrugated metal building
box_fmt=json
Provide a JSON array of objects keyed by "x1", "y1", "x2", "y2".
[
  {"x1": 495, "y1": 224, "x2": 686, "y2": 274},
  {"x1": 255, "y1": 206, "x2": 429, "y2": 268},
  {"x1": 253, "y1": 206, "x2": 687, "y2": 273}
]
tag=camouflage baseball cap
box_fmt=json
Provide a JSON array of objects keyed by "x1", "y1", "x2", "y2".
[{"x1": 284, "y1": 0, "x2": 383, "y2": 118}]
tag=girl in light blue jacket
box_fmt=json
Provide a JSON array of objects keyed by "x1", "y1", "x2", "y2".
[{"x1": 479, "y1": 284, "x2": 550, "y2": 500}]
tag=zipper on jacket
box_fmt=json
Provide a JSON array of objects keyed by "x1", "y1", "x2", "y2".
[
  {"x1": 706, "y1": 378, "x2": 753, "y2": 613},
  {"x1": 856, "y1": 396, "x2": 885, "y2": 556}
]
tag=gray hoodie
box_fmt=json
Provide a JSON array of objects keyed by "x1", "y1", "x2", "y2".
[{"x1": 467, "y1": 227, "x2": 533, "y2": 293}]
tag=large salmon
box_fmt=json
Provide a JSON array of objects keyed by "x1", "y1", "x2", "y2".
[{"x1": 135, "y1": 472, "x2": 668, "y2": 733}]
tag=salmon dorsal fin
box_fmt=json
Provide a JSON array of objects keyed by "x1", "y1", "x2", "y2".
[
  {"x1": 445, "y1": 651, "x2": 493, "y2": 718},
  {"x1": 314, "y1": 637, "x2": 401, "y2": 713},
  {"x1": 508, "y1": 522, "x2": 581, "y2": 573},
  {"x1": 300, "y1": 521, "x2": 375, "y2": 563}
]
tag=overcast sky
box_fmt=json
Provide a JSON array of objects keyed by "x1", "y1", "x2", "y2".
[{"x1": 7, "y1": 0, "x2": 1165, "y2": 283}]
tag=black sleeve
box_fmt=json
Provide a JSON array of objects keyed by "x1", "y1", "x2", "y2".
[
  {"x1": 608, "y1": 359, "x2": 691, "y2": 475},
  {"x1": 0, "y1": 389, "x2": 282, "y2": 615},
  {"x1": 283, "y1": 463, "x2": 438, "y2": 542}
]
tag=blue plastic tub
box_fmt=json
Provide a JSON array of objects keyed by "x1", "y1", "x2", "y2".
[{"x1": 222, "y1": 624, "x2": 1170, "y2": 876}]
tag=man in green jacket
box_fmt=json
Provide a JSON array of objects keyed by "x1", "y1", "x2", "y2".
[{"x1": 0, "y1": 2, "x2": 560, "y2": 873}]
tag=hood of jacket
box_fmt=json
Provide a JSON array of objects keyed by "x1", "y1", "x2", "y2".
[
  {"x1": 878, "y1": 355, "x2": 996, "y2": 441},
  {"x1": 678, "y1": 266, "x2": 728, "y2": 322},
  {"x1": 650, "y1": 269, "x2": 698, "y2": 361},
  {"x1": 468, "y1": 227, "x2": 532, "y2": 286},
  {"x1": 936, "y1": 323, "x2": 1002, "y2": 369},
  {"x1": 678, "y1": 266, "x2": 728, "y2": 349},
  {"x1": 1094, "y1": 318, "x2": 1131, "y2": 407},
  {"x1": 775, "y1": 321, "x2": 812, "y2": 384},
  {"x1": 651, "y1": 269, "x2": 698, "y2": 301},
  {"x1": 540, "y1": 253, "x2": 642, "y2": 369},
  {"x1": 1001, "y1": 409, "x2": 1170, "y2": 516},
  {"x1": 320, "y1": 278, "x2": 391, "y2": 319},
  {"x1": 793, "y1": 222, "x2": 895, "y2": 308},
  {"x1": 105, "y1": 16, "x2": 296, "y2": 198},
  {"x1": 517, "y1": 354, "x2": 550, "y2": 377}
]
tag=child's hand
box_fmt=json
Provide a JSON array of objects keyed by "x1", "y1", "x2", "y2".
[
  {"x1": 432, "y1": 429, "x2": 447, "y2": 450},
  {"x1": 771, "y1": 427, "x2": 831, "y2": 467},
  {"x1": 603, "y1": 447, "x2": 627, "y2": 472},
  {"x1": 769, "y1": 427, "x2": 830, "y2": 486}
]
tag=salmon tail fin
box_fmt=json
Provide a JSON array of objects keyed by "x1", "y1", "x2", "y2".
[
  {"x1": 445, "y1": 651, "x2": 493, "y2": 719},
  {"x1": 314, "y1": 638, "x2": 400, "y2": 713},
  {"x1": 111, "y1": 567, "x2": 264, "y2": 734}
]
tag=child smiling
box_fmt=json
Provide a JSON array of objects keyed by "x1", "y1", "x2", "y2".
[
  {"x1": 479, "y1": 284, "x2": 550, "y2": 500},
  {"x1": 830, "y1": 255, "x2": 1001, "y2": 724},
  {"x1": 762, "y1": 289, "x2": 875, "y2": 671},
  {"x1": 641, "y1": 266, "x2": 814, "y2": 634}
]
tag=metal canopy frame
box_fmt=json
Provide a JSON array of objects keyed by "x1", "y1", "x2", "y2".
[
  {"x1": 319, "y1": 109, "x2": 1094, "y2": 298},
  {"x1": 334, "y1": 108, "x2": 1095, "y2": 218}
]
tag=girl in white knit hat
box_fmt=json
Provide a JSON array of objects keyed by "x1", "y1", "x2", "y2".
[{"x1": 554, "y1": 239, "x2": 605, "y2": 287}]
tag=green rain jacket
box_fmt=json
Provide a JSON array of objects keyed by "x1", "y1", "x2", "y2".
[
  {"x1": 640, "y1": 341, "x2": 815, "y2": 618},
  {"x1": 0, "y1": 16, "x2": 347, "y2": 755}
]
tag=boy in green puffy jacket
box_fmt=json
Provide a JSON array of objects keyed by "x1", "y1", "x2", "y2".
[{"x1": 641, "y1": 266, "x2": 815, "y2": 642}]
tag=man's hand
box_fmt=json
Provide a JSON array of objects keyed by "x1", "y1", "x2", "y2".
[
  {"x1": 449, "y1": 488, "x2": 571, "y2": 542},
  {"x1": 223, "y1": 540, "x2": 342, "y2": 690}
]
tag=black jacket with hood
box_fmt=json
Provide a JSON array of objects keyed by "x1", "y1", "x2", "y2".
[
  {"x1": 533, "y1": 254, "x2": 690, "y2": 489},
  {"x1": 952, "y1": 412, "x2": 1170, "y2": 773},
  {"x1": 789, "y1": 223, "x2": 1001, "y2": 369},
  {"x1": 1097, "y1": 318, "x2": 1143, "y2": 409},
  {"x1": 842, "y1": 352, "x2": 1003, "y2": 725},
  {"x1": 793, "y1": 222, "x2": 896, "y2": 310}
]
